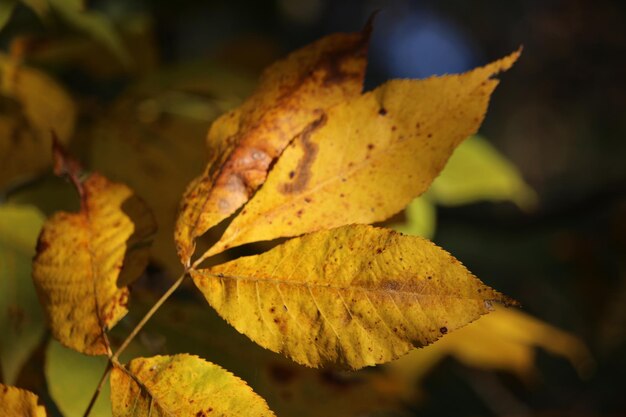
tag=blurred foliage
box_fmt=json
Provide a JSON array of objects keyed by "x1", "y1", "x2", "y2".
[{"x1": 1, "y1": 1, "x2": 622, "y2": 416}]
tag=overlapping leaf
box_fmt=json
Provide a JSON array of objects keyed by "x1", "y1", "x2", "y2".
[
  {"x1": 32, "y1": 172, "x2": 156, "y2": 355},
  {"x1": 200, "y1": 51, "x2": 520, "y2": 259},
  {"x1": 0, "y1": 54, "x2": 76, "y2": 189},
  {"x1": 91, "y1": 63, "x2": 254, "y2": 275},
  {"x1": 175, "y1": 24, "x2": 372, "y2": 266},
  {"x1": 0, "y1": 204, "x2": 45, "y2": 384},
  {"x1": 0, "y1": 384, "x2": 47, "y2": 417},
  {"x1": 192, "y1": 224, "x2": 514, "y2": 369},
  {"x1": 110, "y1": 354, "x2": 276, "y2": 416}
]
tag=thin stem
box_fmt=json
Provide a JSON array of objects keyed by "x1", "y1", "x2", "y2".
[
  {"x1": 112, "y1": 272, "x2": 187, "y2": 361},
  {"x1": 82, "y1": 362, "x2": 112, "y2": 417}
]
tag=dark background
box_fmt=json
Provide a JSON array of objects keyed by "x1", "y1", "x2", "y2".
[{"x1": 2, "y1": 0, "x2": 625, "y2": 415}]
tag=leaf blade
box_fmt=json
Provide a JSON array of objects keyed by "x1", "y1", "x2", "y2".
[
  {"x1": 175, "y1": 26, "x2": 372, "y2": 265},
  {"x1": 0, "y1": 204, "x2": 46, "y2": 384},
  {"x1": 0, "y1": 384, "x2": 47, "y2": 417},
  {"x1": 203, "y1": 50, "x2": 520, "y2": 258},
  {"x1": 192, "y1": 224, "x2": 514, "y2": 369},
  {"x1": 110, "y1": 354, "x2": 276, "y2": 417},
  {"x1": 32, "y1": 173, "x2": 156, "y2": 355}
]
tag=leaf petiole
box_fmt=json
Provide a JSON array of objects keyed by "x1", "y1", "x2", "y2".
[{"x1": 112, "y1": 271, "x2": 188, "y2": 362}]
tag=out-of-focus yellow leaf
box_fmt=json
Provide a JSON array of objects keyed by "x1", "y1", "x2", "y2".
[
  {"x1": 32, "y1": 172, "x2": 156, "y2": 355},
  {"x1": 202, "y1": 51, "x2": 520, "y2": 259},
  {"x1": 175, "y1": 25, "x2": 372, "y2": 266},
  {"x1": 192, "y1": 224, "x2": 514, "y2": 369},
  {"x1": 430, "y1": 135, "x2": 537, "y2": 209},
  {"x1": 391, "y1": 196, "x2": 436, "y2": 239},
  {"x1": 135, "y1": 299, "x2": 405, "y2": 417},
  {"x1": 91, "y1": 63, "x2": 254, "y2": 275},
  {"x1": 47, "y1": 0, "x2": 131, "y2": 67},
  {"x1": 0, "y1": 0, "x2": 17, "y2": 31},
  {"x1": 45, "y1": 340, "x2": 111, "y2": 417},
  {"x1": 0, "y1": 204, "x2": 45, "y2": 385},
  {"x1": 387, "y1": 305, "x2": 593, "y2": 384},
  {"x1": 110, "y1": 354, "x2": 276, "y2": 417},
  {"x1": 0, "y1": 54, "x2": 76, "y2": 189},
  {"x1": 0, "y1": 384, "x2": 47, "y2": 417}
]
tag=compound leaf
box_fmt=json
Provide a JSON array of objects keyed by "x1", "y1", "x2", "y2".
[
  {"x1": 110, "y1": 354, "x2": 276, "y2": 417},
  {"x1": 202, "y1": 51, "x2": 520, "y2": 259},
  {"x1": 32, "y1": 171, "x2": 156, "y2": 355},
  {"x1": 0, "y1": 384, "x2": 47, "y2": 417},
  {"x1": 175, "y1": 24, "x2": 371, "y2": 266},
  {"x1": 192, "y1": 224, "x2": 514, "y2": 369}
]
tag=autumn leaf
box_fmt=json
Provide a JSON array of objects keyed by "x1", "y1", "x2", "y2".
[
  {"x1": 0, "y1": 204, "x2": 45, "y2": 385},
  {"x1": 387, "y1": 305, "x2": 593, "y2": 386},
  {"x1": 110, "y1": 354, "x2": 276, "y2": 417},
  {"x1": 191, "y1": 224, "x2": 514, "y2": 369},
  {"x1": 0, "y1": 384, "x2": 47, "y2": 417},
  {"x1": 175, "y1": 23, "x2": 372, "y2": 266},
  {"x1": 200, "y1": 50, "x2": 520, "y2": 260},
  {"x1": 91, "y1": 63, "x2": 254, "y2": 275},
  {"x1": 32, "y1": 155, "x2": 156, "y2": 354},
  {"x1": 0, "y1": 54, "x2": 76, "y2": 189},
  {"x1": 132, "y1": 298, "x2": 404, "y2": 417}
]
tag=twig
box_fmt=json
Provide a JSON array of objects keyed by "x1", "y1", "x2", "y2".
[
  {"x1": 112, "y1": 271, "x2": 187, "y2": 361},
  {"x1": 82, "y1": 362, "x2": 112, "y2": 417}
]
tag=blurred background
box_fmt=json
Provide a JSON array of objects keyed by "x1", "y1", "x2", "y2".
[{"x1": 1, "y1": 0, "x2": 625, "y2": 416}]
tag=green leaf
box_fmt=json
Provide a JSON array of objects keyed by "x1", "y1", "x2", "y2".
[
  {"x1": 45, "y1": 340, "x2": 111, "y2": 417},
  {"x1": 0, "y1": 204, "x2": 45, "y2": 384},
  {"x1": 391, "y1": 196, "x2": 436, "y2": 239},
  {"x1": 0, "y1": 0, "x2": 17, "y2": 32},
  {"x1": 430, "y1": 135, "x2": 537, "y2": 209},
  {"x1": 48, "y1": 0, "x2": 131, "y2": 68}
]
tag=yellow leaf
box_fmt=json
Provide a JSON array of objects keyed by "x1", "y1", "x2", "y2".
[
  {"x1": 0, "y1": 384, "x2": 47, "y2": 417},
  {"x1": 175, "y1": 25, "x2": 372, "y2": 266},
  {"x1": 202, "y1": 50, "x2": 520, "y2": 259},
  {"x1": 91, "y1": 64, "x2": 254, "y2": 276},
  {"x1": 110, "y1": 354, "x2": 276, "y2": 417},
  {"x1": 0, "y1": 54, "x2": 76, "y2": 189},
  {"x1": 387, "y1": 305, "x2": 593, "y2": 383},
  {"x1": 136, "y1": 299, "x2": 405, "y2": 417},
  {"x1": 192, "y1": 224, "x2": 514, "y2": 369},
  {"x1": 0, "y1": 204, "x2": 45, "y2": 384},
  {"x1": 32, "y1": 173, "x2": 156, "y2": 355},
  {"x1": 430, "y1": 135, "x2": 537, "y2": 209}
]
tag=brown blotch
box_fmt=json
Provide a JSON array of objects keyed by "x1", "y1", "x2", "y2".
[
  {"x1": 35, "y1": 235, "x2": 49, "y2": 253},
  {"x1": 440, "y1": 327, "x2": 448, "y2": 335},
  {"x1": 367, "y1": 143, "x2": 375, "y2": 150},
  {"x1": 378, "y1": 107, "x2": 387, "y2": 116},
  {"x1": 279, "y1": 115, "x2": 327, "y2": 194}
]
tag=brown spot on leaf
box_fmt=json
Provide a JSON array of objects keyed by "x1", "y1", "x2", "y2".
[{"x1": 279, "y1": 115, "x2": 327, "y2": 194}]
